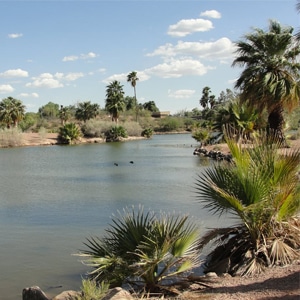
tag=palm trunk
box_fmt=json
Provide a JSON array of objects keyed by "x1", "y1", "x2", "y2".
[{"x1": 267, "y1": 104, "x2": 287, "y2": 146}]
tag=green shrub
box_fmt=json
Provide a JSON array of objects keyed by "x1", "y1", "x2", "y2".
[
  {"x1": 74, "y1": 279, "x2": 109, "y2": 300},
  {"x1": 76, "y1": 206, "x2": 200, "y2": 291},
  {"x1": 82, "y1": 119, "x2": 112, "y2": 138},
  {"x1": 141, "y1": 128, "x2": 153, "y2": 138},
  {"x1": 156, "y1": 117, "x2": 185, "y2": 132},
  {"x1": 121, "y1": 121, "x2": 143, "y2": 136},
  {"x1": 59, "y1": 123, "x2": 82, "y2": 144},
  {"x1": 105, "y1": 125, "x2": 127, "y2": 142}
]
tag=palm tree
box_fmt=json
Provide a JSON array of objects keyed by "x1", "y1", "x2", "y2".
[
  {"x1": 296, "y1": 1, "x2": 300, "y2": 41},
  {"x1": 0, "y1": 97, "x2": 25, "y2": 128},
  {"x1": 77, "y1": 206, "x2": 200, "y2": 290},
  {"x1": 105, "y1": 81, "x2": 125, "y2": 123},
  {"x1": 199, "y1": 86, "x2": 211, "y2": 109},
  {"x1": 232, "y1": 20, "x2": 300, "y2": 144},
  {"x1": 75, "y1": 101, "x2": 100, "y2": 123},
  {"x1": 195, "y1": 130, "x2": 300, "y2": 276},
  {"x1": 127, "y1": 71, "x2": 139, "y2": 121},
  {"x1": 59, "y1": 105, "x2": 70, "y2": 125}
]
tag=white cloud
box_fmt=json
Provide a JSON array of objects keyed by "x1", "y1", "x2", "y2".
[
  {"x1": 103, "y1": 71, "x2": 150, "y2": 84},
  {"x1": 147, "y1": 37, "x2": 235, "y2": 61},
  {"x1": 0, "y1": 84, "x2": 14, "y2": 94},
  {"x1": 145, "y1": 59, "x2": 213, "y2": 78},
  {"x1": 0, "y1": 69, "x2": 28, "y2": 78},
  {"x1": 168, "y1": 18, "x2": 213, "y2": 37},
  {"x1": 200, "y1": 10, "x2": 221, "y2": 19},
  {"x1": 62, "y1": 55, "x2": 78, "y2": 62},
  {"x1": 168, "y1": 89, "x2": 196, "y2": 99},
  {"x1": 8, "y1": 33, "x2": 23, "y2": 39},
  {"x1": 64, "y1": 72, "x2": 84, "y2": 81},
  {"x1": 18, "y1": 92, "x2": 39, "y2": 98},
  {"x1": 26, "y1": 73, "x2": 64, "y2": 89},
  {"x1": 63, "y1": 51, "x2": 97, "y2": 62},
  {"x1": 26, "y1": 72, "x2": 85, "y2": 89}
]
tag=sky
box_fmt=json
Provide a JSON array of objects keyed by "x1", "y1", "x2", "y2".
[{"x1": 0, "y1": 0, "x2": 299, "y2": 115}]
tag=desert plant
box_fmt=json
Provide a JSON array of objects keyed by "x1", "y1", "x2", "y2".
[
  {"x1": 195, "y1": 130, "x2": 300, "y2": 276},
  {"x1": 74, "y1": 279, "x2": 109, "y2": 300},
  {"x1": 141, "y1": 128, "x2": 153, "y2": 138},
  {"x1": 105, "y1": 125, "x2": 127, "y2": 142},
  {"x1": 0, "y1": 127, "x2": 23, "y2": 147},
  {"x1": 59, "y1": 123, "x2": 82, "y2": 144},
  {"x1": 76, "y1": 206, "x2": 200, "y2": 291}
]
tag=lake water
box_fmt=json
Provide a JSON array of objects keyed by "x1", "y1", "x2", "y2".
[{"x1": 0, "y1": 134, "x2": 230, "y2": 299}]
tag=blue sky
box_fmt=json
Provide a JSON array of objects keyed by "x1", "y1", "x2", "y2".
[{"x1": 0, "y1": 0, "x2": 299, "y2": 114}]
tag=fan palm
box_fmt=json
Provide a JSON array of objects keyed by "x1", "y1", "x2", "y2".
[
  {"x1": 232, "y1": 20, "x2": 300, "y2": 143},
  {"x1": 75, "y1": 101, "x2": 100, "y2": 123},
  {"x1": 105, "y1": 81, "x2": 125, "y2": 123},
  {"x1": 195, "y1": 130, "x2": 300, "y2": 276},
  {"x1": 77, "y1": 206, "x2": 200, "y2": 290},
  {"x1": 0, "y1": 97, "x2": 25, "y2": 128}
]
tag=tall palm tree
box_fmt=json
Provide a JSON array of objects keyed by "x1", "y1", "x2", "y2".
[
  {"x1": 199, "y1": 86, "x2": 211, "y2": 109},
  {"x1": 195, "y1": 130, "x2": 300, "y2": 276},
  {"x1": 127, "y1": 71, "x2": 139, "y2": 121},
  {"x1": 105, "y1": 80, "x2": 125, "y2": 123},
  {"x1": 232, "y1": 20, "x2": 300, "y2": 143},
  {"x1": 296, "y1": 1, "x2": 300, "y2": 41},
  {"x1": 0, "y1": 97, "x2": 25, "y2": 128}
]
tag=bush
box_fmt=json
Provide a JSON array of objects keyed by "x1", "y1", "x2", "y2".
[
  {"x1": 141, "y1": 127, "x2": 153, "y2": 138},
  {"x1": 76, "y1": 206, "x2": 200, "y2": 290},
  {"x1": 105, "y1": 125, "x2": 127, "y2": 142},
  {"x1": 121, "y1": 121, "x2": 143, "y2": 136},
  {"x1": 82, "y1": 119, "x2": 112, "y2": 138},
  {"x1": 156, "y1": 117, "x2": 185, "y2": 132},
  {"x1": 0, "y1": 128, "x2": 23, "y2": 147},
  {"x1": 59, "y1": 123, "x2": 82, "y2": 144}
]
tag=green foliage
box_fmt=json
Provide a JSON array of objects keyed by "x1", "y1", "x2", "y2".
[
  {"x1": 59, "y1": 123, "x2": 82, "y2": 144},
  {"x1": 141, "y1": 128, "x2": 153, "y2": 138},
  {"x1": 143, "y1": 101, "x2": 159, "y2": 113},
  {"x1": 105, "y1": 81, "x2": 126, "y2": 122},
  {"x1": 192, "y1": 128, "x2": 210, "y2": 145},
  {"x1": 77, "y1": 206, "x2": 200, "y2": 290},
  {"x1": 74, "y1": 279, "x2": 109, "y2": 300},
  {"x1": 121, "y1": 121, "x2": 142, "y2": 136},
  {"x1": 0, "y1": 97, "x2": 26, "y2": 128},
  {"x1": 75, "y1": 101, "x2": 100, "y2": 123},
  {"x1": 195, "y1": 130, "x2": 300, "y2": 276},
  {"x1": 105, "y1": 125, "x2": 127, "y2": 142},
  {"x1": 82, "y1": 119, "x2": 111, "y2": 138},
  {"x1": 38, "y1": 102, "x2": 59, "y2": 119},
  {"x1": 156, "y1": 117, "x2": 184, "y2": 132},
  {"x1": 19, "y1": 112, "x2": 39, "y2": 132}
]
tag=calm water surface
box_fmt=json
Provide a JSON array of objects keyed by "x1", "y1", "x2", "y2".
[{"x1": 0, "y1": 134, "x2": 230, "y2": 299}]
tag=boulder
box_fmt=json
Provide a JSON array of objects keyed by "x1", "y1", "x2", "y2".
[
  {"x1": 102, "y1": 287, "x2": 134, "y2": 300},
  {"x1": 52, "y1": 290, "x2": 81, "y2": 300},
  {"x1": 22, "y1": 286, "x2": 49, "y2": 300}
]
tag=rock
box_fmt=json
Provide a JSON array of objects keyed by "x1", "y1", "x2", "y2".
[
  {"x1": 205, "y1": 272, "x2": 218, "y2": 278},
  {"x1": 102, "y1": 287, "x2": 134, "y2": 300},
  {"x1": 52, "y1": 290, "x2": 81, "y2": 300},
  {"x1": 22, "y1": 286, "x2": 50, "y2": 300}
]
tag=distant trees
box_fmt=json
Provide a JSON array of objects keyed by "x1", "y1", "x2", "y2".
[
  {"x1": 143, "y1": 101, "x2": 159, "y2": 113},
  {"x1": 0, "y1": 97, "x2": 26, "y2": 128},
  {"x1": 39, "y1": 102, "x2": 59, "y2": 118},
  {"x1": 105, "y1": 80, "x2": 125, "y2": 123}
]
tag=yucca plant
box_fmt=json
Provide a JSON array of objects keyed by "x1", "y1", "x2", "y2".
[
  {"x1": 76, "y1": 206, "x2": 200, "y2": 290},
  {"x1": 195, "y1": 130, "x2": 300, "y2": 276},
  {"x1": 58, "y1": 122, "x2": 82, "y2": 144}
]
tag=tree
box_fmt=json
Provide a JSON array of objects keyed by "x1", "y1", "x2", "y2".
[
  {"x1": 0, "y1": 97, "x2": 26, "y2": 128},
  {"x1": 105, "y1": 81, "x2": 125, "y2": 123},
  {"x1": 200, "y1": 86, "x2": 211, "y2": 109},
  {"x1": 75, "y1": 101, "x2": 100, "y2": 123},
  {"x1": 127, "y1": 71, "x2": 139, "y2": 121},
  {"x1": 232, "y1": 20, "x2": 300, "y2": 143},
  {"x1": 59, "y1": 105, "x2": 70, "y2": 125},
  {"x1": 195, "y1": 131, "x2": 300, "y2": 276},
  {"x1": 143, "y1": 101, "x2": 159, "y2": 112},
  {"x1": 38, "y1": 102, "x2": 59, "y2": 118},
  {"x1": 296, "y1": 1, "x2": 300, "y2": 41}
]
